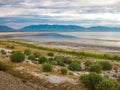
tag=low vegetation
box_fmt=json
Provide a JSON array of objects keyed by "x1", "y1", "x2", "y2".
[
  {"x1": 81, "y1": 73, "x2": 120, "y2": 90},
  {"x1": 0, "y1": 49, "x2": 6, "y2": 55},
  {"x1": 4, "y1": 40, "x2": 120, "y2": 61},
  {"x1": 10, "y1": 51, "x2": 25, "y2": 62},
  {"x1": 96, "y1": 78, "x2": 120, "y2": 90},
  {"x1": 39, "y1": 56, "x2": 48, "y2": 64},
  {"x1": 68, "y1": 62, "x2": 82, "y2": 71},
  {"x1": 24, "y1": 49, "x2": 31, "y2": 56},
  {"x1": 81, "y1": 73, "x2": 103, "y2": 90},
  {"x1": 0, "y1": 40, "x2": 119, "y2": 90},
  {"x1": 28, "y1": 54, "x2": 35, "y2": 60},
  {"x1": 89, "y1": 64, "x2": 102, "y2": 73},
  {"x1": 98, "y1": 61, "x2": 112, "y2": 70},
  {"x1": 60, "y1": 68, "x2": 68, "y2": 75},
  {"x1": 47, "y1": 52, "x2": 54, "y2": 57},
  {"x1": 42, "y1": 62, "x2": 53, "y2": 72},
  {"x1": 0, "y1": 62, "x2": 7, "y2": 71}
]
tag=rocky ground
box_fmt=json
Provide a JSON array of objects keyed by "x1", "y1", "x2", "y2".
[{"x1": 0, "y1": 71, "x2": 49, "y2": 90}]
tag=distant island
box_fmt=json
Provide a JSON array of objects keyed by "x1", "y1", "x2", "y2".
[{"x1": 0, "y1": 24, "x2": 120, "y2": 32}]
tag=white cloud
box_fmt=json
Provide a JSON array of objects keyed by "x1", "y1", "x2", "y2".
[{"x1": 0, "y1": 0, "x2": 120, "y2": 27}]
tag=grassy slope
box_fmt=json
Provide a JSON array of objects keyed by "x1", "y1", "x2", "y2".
[{"x1": 1, "y1": 40, "x2": 120, "y2": 61}]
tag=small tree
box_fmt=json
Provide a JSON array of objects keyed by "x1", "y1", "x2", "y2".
[
  {"x1": 68, "y1": 62, "x2": 82, "y2": 71},
  {"x1": 89, "y1": 64, "x2": 102, "y2": 73},
  {"x1": 47, "y1": 52, "x2": 54, "y2": 57},
  {"x1": 96, "y1": 78, "x2": 120, "y2": 90},
  {"x1": 39, "y1": 56, "x2": 48, "y2": 64},
  {"x1": 98, "y1": 61, "x2": 112, "y2": 70},
  {"x1": 10, "y1": 51, "x2": 25, "y2": 62},
  {"x1": 42, "y1": 62, "x2": 53, "y2": 72},
  {"x1": 60, "y1": 68, "x2": 68, "y2": 75},
  {"x1": 24, "y1": 49, "x2": 31, "y2": 56},
  {"x1": 80, "y1": 73, "x2": 103, "y2": 90},
  {"x1": 28, "y1": 54, "x2": 35, "y2": 60}
]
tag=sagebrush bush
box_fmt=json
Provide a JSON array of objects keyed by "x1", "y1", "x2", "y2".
[
  {"x1": 7, "y1": 45, "x2": 15, "y2": 49},
  {"x1": 85, "y1": 60, "x2": 93, "y2": 67},
  {"x1": 60, "y1": 68, "x2": 68, "y2": 75},
  {"x1": 64, "y1": 57, "x2": 73, "y2": 64},
  {"x1": 89, "y1": 64, "x2": 102, "y2": 73},
  {"x1": 74, "y1": 59, "x2": 81, "y2": 64},
  {"x1": 10, "y1": 51, "x2": 25, "y2": 62},
  {"x1": 98, "y1": 61, "x2": 112, "y2": 70},
  {"x1": 56, "y1": 59, "x2": 64, "y2": 66},
  {"x1": 1, "y1": 49, "x2": 6, "y2": 55},
  {"x1": 42, "y1": 62, "x2": 53, "y2": 72},
  {"x1": 47, "y1": 52, "x2": 54, "y2": 57},
  {"x1": 80, "y1": 73, "x2": 103, "y2": 90},
  {"x1": 0, "y1": 62, "x2": 7, "y2": 71},
  {"x1": 96, "y1": 78, "x2": 120, "y2": 90},
  {"x1": 34, "y1": 51, "x2": 41, "y2": 58},
  {"x1": 24, "y1": 49, "x2": 31, "y2": 55},
  {"x1": 28, "y1": 54, "x2": 35, "y2": 60},
  {"x1": 54, "y1": 56, "x2": 64, "y2": 66},
  {"x1": 112, "y1": 55, "x2": 120, "y2": 61},
  {"x1": 39, "y1": 56, "x2": 48, "y2": 64},
  {"x1": 68, "y1": 62, "x2": 82, "y2": 71}
]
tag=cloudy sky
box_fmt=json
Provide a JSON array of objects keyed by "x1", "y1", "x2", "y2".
[{"x1": 0, "y1": 0, "x2": 120, "y2": 28}]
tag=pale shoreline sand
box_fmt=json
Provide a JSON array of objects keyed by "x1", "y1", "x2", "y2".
[{"x1": 0, "y1": 32, "x2": 120, "y2": 54}]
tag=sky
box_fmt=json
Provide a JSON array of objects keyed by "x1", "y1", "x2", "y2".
[{"x1": 0, "y1": 0, "x2": 120, "y2": 29}]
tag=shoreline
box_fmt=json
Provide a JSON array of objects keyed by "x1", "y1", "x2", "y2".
[{"x1": 0, "y1": 32, "x2": 120, "y2": 54}]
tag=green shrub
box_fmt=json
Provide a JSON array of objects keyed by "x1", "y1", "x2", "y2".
[
  {"x1": 103, "y1": 54, "x2": 112, "y2": 59},
  {"x1": 0, "y1": 62, "x2": 7, "y2": 71},
  {"x1": 10, "y1": 51, "x2": 25, "y2": 62},
  {"x1": 85, "y1": 60, "x2": 93, "y2": 67},
  {"x1": 80, "y1": 73, "x2": 103, "y2": 90},
  {"x1": 47, "y1": 52, "x2": 54, "y2": 57},
  {"x1": 34, "y1": 51, "x2": 41, "y2": 58},
  {"x1": 28, "y1": 54, "x2": 35, "y2": 60},
  {"x1": 89, "y1": 64, "x2": 102, "y2": 73},
  {"x1": 112, "y1": 55, "x2": 120, "y2": 60},
  {"x1": 74, "y1": 59, "x2": 81, "y2": 64},
  {"x1": 39, "y1": 56, "x2": 48, "y2": 64},
  {"x1": 42, "y1": 62, "x2": 53, "y2": 72},
  {"x1": 98, "y1": 61, "x2": 112, "y2": 70},
  {"x1": 56, "y1": 59, "x2": 64, "y2": 66},
  {"x1": 54, "y1": 56, "x2": 64, "y2": 61},
  {"x1": 60, "y1": 68, "x2": 68, "y2": 75},
  {"x1": 7, "y1": 45, "x2": 15, "y2": 49},
  {"x1": 1, "y1": 49, "x2": 6, "y2": 55},
  {"x1": 54, "y1": 56, "x2": 64, "y2": 66},
  {"x1": 64, "y1": 57, "x2": 73, "y2": 64},
  {"x1": 68, "y1": 62, "x2": 82, "y2": 71},
  {"x1": 96, "y1": 78, "x2": 120, "y2": 90},
  {"x1": 24, "y1": 49, "x2": 31, "y2": 55}
]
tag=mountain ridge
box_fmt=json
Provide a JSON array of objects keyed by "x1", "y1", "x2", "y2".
[{"x1": 0, "y1": 24, "x2": 120, "y2": 32}]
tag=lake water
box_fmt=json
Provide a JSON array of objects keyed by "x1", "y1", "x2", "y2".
[{"x1": 2, "y1": 32, "x2": 120, "y2": 52}]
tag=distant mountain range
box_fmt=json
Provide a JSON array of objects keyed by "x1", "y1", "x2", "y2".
[
  {"x1": 0, "y1": 25, "x2": 14, "y2": 32},
  {"x1": 0, "y1": 24, "x2": 120, "y2": 32}
]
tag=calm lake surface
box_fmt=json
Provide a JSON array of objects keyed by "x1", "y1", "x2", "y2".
[{"x1": 2, "y1": 32, "x2": 120, "y2": 52}]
